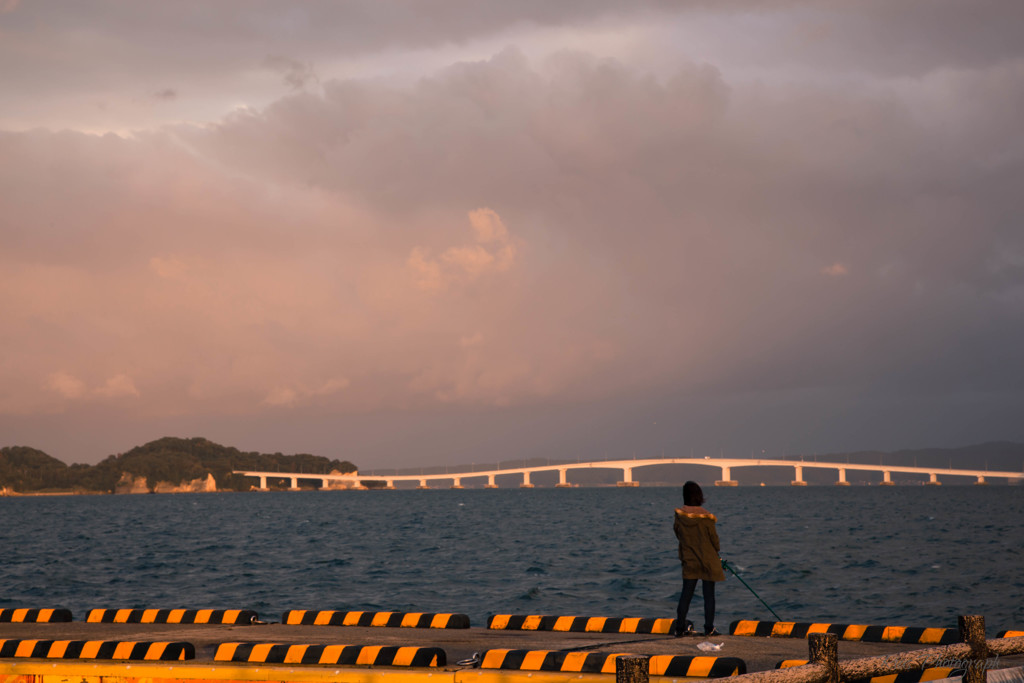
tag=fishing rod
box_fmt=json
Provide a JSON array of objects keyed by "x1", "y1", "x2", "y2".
[{"x1": 721, "y1": 558, "x2": 782, "y2": 621}]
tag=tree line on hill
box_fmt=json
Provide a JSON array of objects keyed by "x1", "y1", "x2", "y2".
[{"x1": 0, "y1": 437, "x2": 356, "y2": 494}]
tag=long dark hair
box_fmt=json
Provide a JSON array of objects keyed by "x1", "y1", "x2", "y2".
[{"x1": 683, "y1": 481, "x2": 704, "y2": 506}]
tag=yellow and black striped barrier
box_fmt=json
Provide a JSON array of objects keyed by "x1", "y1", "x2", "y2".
[
  {"x1": 214, "y1": 642, "x2": 446, "y2": 667},
  {"x1": 86, "y1": 609, "x2": 258, "y2": 625},
  {"x1": 487, "y1": 614, "x2": 675, "y2": 634},
  {"x1": 282, "y1": 610, "x2": 469, "y2": 629},
  {"x1": 0, "y1": 609, "x2": 72, "y2": 623},
  {"x1": 0, "y1": 639, "x2": 194, "y2": 661},
  {"x1": 999, "y1": 630, "x2": 1024, "y2": 637},
  {"x1": 479, "y1": 650, "x2": 745, "y2": 677},
  {"x1": 730, "y1": 621, "x2": 958, "y2": 644},
  {"x1": 776, "y1": 661, "x2": 959, "y2": 683}
]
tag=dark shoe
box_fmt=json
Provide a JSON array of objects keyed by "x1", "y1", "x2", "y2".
[
  {"x1": 674, "y1": 623, "x2": 697, "y2": 637},
  {"x1": 704, "y1": 627, "x2": 721, "y2": 636}
]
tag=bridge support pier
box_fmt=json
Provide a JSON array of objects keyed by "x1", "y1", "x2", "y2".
[
  {"x1": 926, "y1": 472, "x2": 941, "y2": 486},
  {"x1": 257, "y1": 476, "x2": 268, "y2": 490},
  {"x1": 880, "y1": 470, "x2": 895, "y2": 486},
  {"x1": 451, "y1": 477, "x2": 463, "y2": 489},
  {"x1": 791, "y1": 465, "x2": 807, "y2": 486},
  {"x1": 555, "y1": 468, "x2": 572, "y2": 488},
  {"x1": 975, "y1": 476, "x2": 988, "y2": 485},
  {"x1": 417, "y1": 478, "x2": 430, "y2": 489},
  {"x1": 715, "y1": 466, "x2": 738, "y2": 487},
  {"x1": 617, "y1": 467, "x2": 639, "y2": 487},
  {"x1": 836, "y1": 468, "x2": 851, "y2": 486},
  {"x1": 485, "y1": 474, "x2": 498, "y2": 489},
  {"x1": 520, "y1": 472, "x2": 534, "y2": 488}
]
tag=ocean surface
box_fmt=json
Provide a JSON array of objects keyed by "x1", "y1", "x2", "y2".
[{"x1": 2, "y1": 486, "x2": 1022, "y2": 631}]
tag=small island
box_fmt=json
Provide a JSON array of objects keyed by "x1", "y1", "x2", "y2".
[{"x1": 0, "y1": 437, "x2": 357, "y2": 495}]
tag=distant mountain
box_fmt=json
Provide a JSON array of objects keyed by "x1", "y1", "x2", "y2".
[{"x1": 0, "y1": 437, "x2": 357, "y2": 494}]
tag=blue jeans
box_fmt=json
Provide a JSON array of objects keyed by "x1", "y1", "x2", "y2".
[{"x1": 677, "y1": 578, "x2": 715, "y2": 633}]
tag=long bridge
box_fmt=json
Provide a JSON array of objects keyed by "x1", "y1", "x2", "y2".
[{"x1": 233, "y1": 457, "x2": 1024, "y2": 490}]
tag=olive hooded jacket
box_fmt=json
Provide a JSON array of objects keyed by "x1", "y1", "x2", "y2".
[{"x1": 673, "y1": 508, "x2": 726, "y2": 581}]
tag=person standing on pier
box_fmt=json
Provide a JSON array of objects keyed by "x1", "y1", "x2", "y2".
[{"x1": 673, "y1": 480, "x2": 725, "y2": 637}]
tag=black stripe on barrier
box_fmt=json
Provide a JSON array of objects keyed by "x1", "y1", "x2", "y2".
[
  {"x1": 486, "y1": 614, "x2": 675, "y2": 634},
  {"x1": 0, "y1": 609, "x2": 73, "y2": 623},
  {"x1": 775, "y1": 661, "x2": 960, "y2": 683},
  {"x1": 729, "y1": 621, "x2": 959, "y2": 644},
  {"x1": 0, "y1": 639, "x2": 194, "y2": 661},
  {"x1": 85, "y1": 609, "x2": 258, "y2": 625},
  {"x1": 213, "y1": 642, "x2": 446, "y2": 667},
  {"x1": 479, "y1": 650, "x2": 744, "y2": 676},
  {"x1": 281, "y1": 610, "x2": 469, "y2": 629}
]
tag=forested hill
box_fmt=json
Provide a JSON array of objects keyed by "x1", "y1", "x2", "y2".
[{"x1": 0, "y1": 437, "x2": 357, "y2": 494}]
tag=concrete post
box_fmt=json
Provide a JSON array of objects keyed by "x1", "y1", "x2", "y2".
[
  {"x1": 258, "y1": 475, "x2": 267, "y2": 490},
  {"x1": 809, "y1": 632, "x2": 839, "y2": 683},
  {"x1": 417, "y1": 478, "x2": 430, "y2": 489},
  {"x1": 792, "y1": 465, "x2": 807, "y2": 486},
  {"x1": 521, "y1": 471, "x2": 534, "y2": 488},
  {"x1": 959, "y1": 615, "x2": 988, "y2": 683},
  {"x1": 881, "y1": 470, "x2": 894, "y2": 485},
  {"x1": 837, "y1": 468, "x2": 850, "y2": 486},
  {"x1": 615, "y1": 655, "x2": 649, "y2": 683},
  {"x1": 556, "y1": 468, "x2": 572, "y2": 488},
  {"x1": 486, "y1": 474, "x2": 497, "y2": 488},
  {"x1": 927, "y1": 472, "x2": 941, "y2": 486},
  {"x1": 451, "y1": 477, "x2": 463, "y2": 489},
  {"x1": 289, "y1": 476, "x2": 299, "y2": 490}
]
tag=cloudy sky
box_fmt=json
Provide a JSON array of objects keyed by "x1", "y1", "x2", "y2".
[{"x1": 2, "y1": 1, "x2": 1023, "y2": 468}]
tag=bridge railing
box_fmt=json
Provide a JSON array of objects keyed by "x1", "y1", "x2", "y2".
[{"x1": 615, "y1": 616, "x2": 1023, "y2": 683}]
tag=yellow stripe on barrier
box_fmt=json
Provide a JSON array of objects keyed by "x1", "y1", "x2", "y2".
[
  {"x1": 732, "y1": 621, "x2": 758, "y2": 636},
  {"x1": 489, "y1": 615, "x2": 510, "y2": 630},
  {"x1": 481, "y1": 650, "x2": 510, "y2": 668},
  {"x1": 620, "y1": 618, "x2": 640, "y2": 633},
  {"x1": 844, "y1": 625, "x2": 868, "y2": 640},
  {"x1": 147, "y1": 643, "x2": 167, "y2": 661},
  {"x1": 553, "y1": 617, "x2": 574, "y2": 632},
  {"x1": 168, "y1": 609, "x2": 187, "y2": 624},
  {"x1": 525, "y1": 651, "x2": 552, "y2": 671},
  {"x1": 371, "y1": 613, "x2": 392, "y2": 627},
  {"x1": 522, "y1": 615, "x2": 543, "y2": 630},
  {"x1": 1003, "y1": 631, "x2": 1024, "y2": 637},
  {"x1": 393, "y1": 647, "x2": 420, "y2": 667},
  {"x1": 86, "y1": 612, "x2": 103, "y2": 623},
  {"x1": 252, "y1": 644, "x2": 276, "y2": 662},
  {"x1": 429, "y1": 614, "x2": 449, "y2": 629},
  {"x1": 141, "y1": 609, "x2": 159, "y2": 623},
  {"x1": 112, "y1": 642, "x2": 135, "y2": 659},
  {"x1": 602, "y1": 654, "x2": 630, "y2": 674},
  {"x1": 343, "y1": 611, "x2": 363, "y2": 626},
  {"x1": 882, "y1": 626, "x2": 906, "y2": 642},
  {"x1": 80, "y1": 642, "x2": 103, "y2": 659},
  {"x1": 196, "y1": 610, "x2": 213, "y2": 624},
  {"x1": 401, "y1": 613, "x2": 422, "y2": 627},
  {"x1": 12, "y1": 610, "x2": 28, "y2": 623},
  {"x1": 39, "y1": 610, "x2": 54, "y2": 622},
  {"x1": 14, "y1": 641, "x2": 36, "y2": 658},
  {"x1": 586, "y1": 617, "x2": 608, "y2": 632},
  {"x1": 281, "y1": 645, "x2": 304, "y2": 664},
  {"x1": 920, "y1": 628, "x2": 946, "y2": 644},
  {"x1": 561, "y1": 652, "x2": 589, "y2": 672},
  {"x1": 357, "y1": 645, "x2": 382, "y2": 666},
  {"x1": 214, "y1": 643, "x2": 240, "y2": 662},
  {"x1": 49, "y1": 641, "x2": 70, "y2": 658},
  {"x1": 653, "y1": 618, "x2": 674, "y2": 635},
  {"x1": 807, "y1": 623, "x2": 831, "y2": 635},
  {"x1": 320, "y1": 645, "x2": 346, "y2": 664},
  {"x1": 774, "y1": 623, "x2": 795, "y2": 637}
]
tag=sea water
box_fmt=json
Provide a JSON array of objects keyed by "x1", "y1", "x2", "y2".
[{"x1": 1, "y1": 486, "x2": 1021, "y2": 631}]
